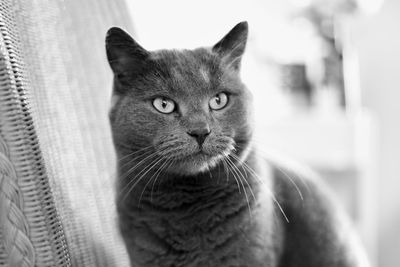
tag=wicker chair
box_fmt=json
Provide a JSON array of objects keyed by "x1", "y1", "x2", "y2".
[{"x1": 0, "y1": 0, "x2": 132, "y2": 266}]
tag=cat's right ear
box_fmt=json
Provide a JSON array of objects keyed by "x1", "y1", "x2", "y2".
[{"x1": 105, "y1": 27, "x2": 150, "y2": 77}]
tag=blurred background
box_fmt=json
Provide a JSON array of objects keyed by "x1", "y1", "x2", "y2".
[{"x1": 125, "y1": 0, "x2": 398, "y2": 266}]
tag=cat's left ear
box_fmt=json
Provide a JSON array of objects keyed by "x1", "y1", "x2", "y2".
[{"x1": 212, "y1": 21, "x2": 248, "y2": 70}]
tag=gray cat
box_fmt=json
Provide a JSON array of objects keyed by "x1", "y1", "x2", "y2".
[{"x1": 105, "y1": 22, "x2": 369, "y2": 267}]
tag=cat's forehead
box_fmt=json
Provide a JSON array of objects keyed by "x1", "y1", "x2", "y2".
[
  {"x1": 152, "y1": 48, "x2": 217, "y2": 73},
  {"x1": 150, "y1": 48, "x2": 225, "y2": 96}
]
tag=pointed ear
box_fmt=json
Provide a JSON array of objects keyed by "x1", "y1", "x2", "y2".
[
  {"x1": 105, "y1": 27, "x2": 150, "y2": 77},
  {"x1": 212, "y1": 21, "x2": 248, "y2": 70}
]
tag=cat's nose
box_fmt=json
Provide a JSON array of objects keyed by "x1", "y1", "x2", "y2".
[{"x1": 187, "y1": 126, "x2": 211, "y2": 146}]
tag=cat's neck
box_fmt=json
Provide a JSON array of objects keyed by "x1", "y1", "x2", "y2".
[{"x1": 116, "y1": 148, "x2": 272, "y2": 212}]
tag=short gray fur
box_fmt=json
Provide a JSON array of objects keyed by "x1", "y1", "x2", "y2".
[{"x1": 105, "y1": 22, "x2": 368, "y2": 267}]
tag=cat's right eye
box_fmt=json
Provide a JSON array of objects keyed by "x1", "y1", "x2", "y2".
[
  {"x1": 152, "y1": 97, "x2": 175, "y2": 114},
  {"x1": 209, "y1": 92, "x2": 229, "y2": 110}
]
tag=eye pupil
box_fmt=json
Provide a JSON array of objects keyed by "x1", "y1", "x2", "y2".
[
  {"x1": 153, "y1": 97, "x2": 175, "y2": 114},
  {"x1": 215, "y1": 96, "x2": 221, "y2": 105}
]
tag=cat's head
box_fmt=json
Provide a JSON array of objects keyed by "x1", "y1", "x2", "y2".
[{"x1": 106, "y1": 22, "x2": 253, "y2": 176}]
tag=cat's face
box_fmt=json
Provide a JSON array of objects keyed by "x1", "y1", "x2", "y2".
[{"x1": 106, "y1": 22, "x2": 253, "y2": 175}]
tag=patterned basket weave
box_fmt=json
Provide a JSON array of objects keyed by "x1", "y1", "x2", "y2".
[{"x1": 0, "y1": 0, "x2": 133, "y2": 266}]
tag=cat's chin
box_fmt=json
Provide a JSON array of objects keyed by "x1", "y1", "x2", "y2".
[{"x1": 166, "y1": 152, "x2": 227, "y2": 176}]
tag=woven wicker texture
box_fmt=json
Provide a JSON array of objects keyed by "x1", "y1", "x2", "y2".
[
  {"x1": 0, "y1": 1, "x2": 68, "y2": 265},
  {"x1": 0, "y1": 0, "x2": 133, "y2": 266}
]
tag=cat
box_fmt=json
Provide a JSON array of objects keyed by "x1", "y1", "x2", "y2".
[{"x1": 105, "y1": 22, "x2": 369, "y2": 267}]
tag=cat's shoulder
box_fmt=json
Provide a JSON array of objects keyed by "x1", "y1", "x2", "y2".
[
  {"x1": 268, "y1": 156, "x2": 349, "y2": 228},
  {"x1": 264, "y1": 155, "x2": 369, "y2": 267},
  {"x1": 265, "y1": 155, "x2": 336, "y2": 212}
]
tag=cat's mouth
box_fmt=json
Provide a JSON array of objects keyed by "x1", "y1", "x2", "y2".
[
  {"x1": 156, "y1": 136, "x2": 236, "y2": 175},
  {"x1": 182, "y1": 149, "x2": 214, "y2": 163},
  {"x1": 192, "y1": 149, "x2": 211, "y2": 157},
  {"x1": 166, "y1": 148, "x2": 232, "y2": 175}
]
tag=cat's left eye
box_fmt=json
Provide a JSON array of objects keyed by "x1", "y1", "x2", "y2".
[
  {"x1": 152, "y1": 97, "x2": 175, "y2": 114},
  {"x1": 209, "y1": 92, "x2": 228, "y2": 110}
]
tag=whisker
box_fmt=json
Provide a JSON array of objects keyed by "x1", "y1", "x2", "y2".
[
  {"x1": 239, "y1": 142, "x2": 306, "y2": 201},
  {"x1": 229, "y1": 156, "x2": 257, "y2": 203},
  {"x1": 138, "y1": 157, "x2": 169, "y2": 205},
  {"x1": 229, "y1": 153, "x2": 264, "y2": 186},
  {"x1": 147, "y1": 158, "x2": 172, "y2": 203},
  {"x1": 217, "y1": 161, "x2": 222, "y2": 182},
  {"x1": 117, "y1": 149, "x2": 155, "y2": 175},
  {"x1": 226, "y1": 157, "x2": 253, "y2": 217},
  {"x1": 155, "y1": 159, "x2": 176, "y2": 193},
  {"x1": 222, "y1": 158, "x2": 239, "y2": 193},
  {"x1": 226, "y1": 156, "x2": 255, "y2": 199},
  {"x1": 207, "y1": 165, "x2": 213, "y2": 179},
  {"x1": 151, "y1": 158, "x2": 175, "y2": 201},
  {"x1": 119, "y1": 155, "x2": 162, "y2": 201},
  {"x1": 229, "y1": 152, "x2": 289, "y2": 223},
  {"x1": 221, "y1": 158, "x2": 230, "y2": 183},
  {"x1": 274, "y1": 164, "x2": 304, "y2": 201},
  {"x1": 117, "y1": 145, "x2": 154, "y2": 163},
  {"x1": 118, "y1": 148, "x2": 166, "y2": 182},
  {"x1": 107, "y1": 146, "x2": 155, "y2": 183}
]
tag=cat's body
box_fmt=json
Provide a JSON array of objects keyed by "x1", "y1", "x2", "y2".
[
  {"x1": 116, "y1": 148, "x2": 283, "y2": 267},
  {"x1": 106, "y1": 22, "x2": 368, "y2": 267}
]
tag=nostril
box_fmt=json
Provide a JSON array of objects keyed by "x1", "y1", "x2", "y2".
[
  {"x1": 187, "y1": 128, "x2": 211, "y2": 146},
  {"x1": 187, "y1": 130, "x2": 210, "y2": 137},
  {"x1": 187, "y1": 126, "x2": 211, "y2": 137}
]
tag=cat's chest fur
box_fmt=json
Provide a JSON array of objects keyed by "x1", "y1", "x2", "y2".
[{"x1": 117, "y1": 164, "x2": 283, "y2": 267}]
